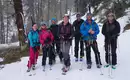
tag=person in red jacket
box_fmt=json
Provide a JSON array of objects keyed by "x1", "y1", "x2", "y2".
[{"x1": 39, "y1": 22, "x2": 54, "y2": 70}]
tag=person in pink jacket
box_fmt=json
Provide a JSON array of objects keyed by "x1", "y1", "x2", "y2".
[{"x1": 39, "y1": 22, "x2": 54, "y2": 70}]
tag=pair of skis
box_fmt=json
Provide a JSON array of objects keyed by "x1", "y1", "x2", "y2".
[
  {"x1": 106, "y1": 43, "x2": 116, "y2": 79},
  {"x1": 43, "y1": 65, "x2": 52, "y2": 72},
  {"x1": 61, "y1": 69, "x2": 68, "y2": 75},
  {"x1": 61, "y1": 66, "x2": 71, "y2": 75},
  {"x1": 104, "y1": 64, "x2": 116, "y2": 79},
  {"x1": 28, "y1": 66, "x2": 36, "y2": 76}
]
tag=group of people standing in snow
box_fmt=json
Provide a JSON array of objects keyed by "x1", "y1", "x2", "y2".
[{"x1": 27, "y1": 10, "x2": 120, "y2": 73}]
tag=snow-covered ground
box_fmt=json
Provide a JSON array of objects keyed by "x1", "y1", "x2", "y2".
[{"x1": 0, "y1": 28, "x2": 130, "y2": 80}]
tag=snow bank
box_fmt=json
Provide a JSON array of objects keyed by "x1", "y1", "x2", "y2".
[{"x1": 0, "y1": 42, "x2": 19, "y2": 50}]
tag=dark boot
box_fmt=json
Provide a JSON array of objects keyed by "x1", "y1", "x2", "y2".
[{"x1": 87, "y1": 64, "x2": 92, "y2": 69}]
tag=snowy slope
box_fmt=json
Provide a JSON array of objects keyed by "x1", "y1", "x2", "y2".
[{"x1": 0, "y1": 28, "x2": 130, "y2": 80}]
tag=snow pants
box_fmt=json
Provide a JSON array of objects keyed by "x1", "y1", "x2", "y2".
[
  {"x1": 52, "y1": 40, "x2": 63, "y2": 61},
  {"x1": 74, "y1": 38, "x2": 84, "y2": 58},
  {"x1": 105, "y1": 38, "x2": 117, "y2": 65},
  {"x1": 84, "y1": 40, "x2": 102, "y2": 65},
  {"x1": 27, "y1": 46, "x2": 40, "y2": 68},
  {"x1": 60, "y1": 41, "x2": 71, "y2": 67},
  {"x1": 42, "y1": 45, "x2": 53, "y2": 66}
]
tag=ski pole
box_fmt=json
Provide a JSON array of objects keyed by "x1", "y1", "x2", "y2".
[
  {"x1": 117, "y1": 39, "x2": 120, "y2": 54},
  {"x1": 108, "y1": 41, "x2": 113, "y2": 78},
  {"x1": 71, "y1": 39, "x2": 73, "y2": 55},
  {"x1": 62, "y1": 41, "x2": 65, "y2": 68},
  {"x1": 79, "y1": 58, "x2": 84, "y2": 71},
  {"x1": 94, "y1": 42, "x2": 103, "y2": 75}
]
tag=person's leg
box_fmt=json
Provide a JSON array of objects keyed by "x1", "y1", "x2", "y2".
[
  {"x1": 59, "y1": 52, "x2": 63, "y2": 62},
  {"x1": 56, "y1": 40, "x2": 60, "y2": 53},
  {"x1": 85, "y1": 41, "x2": 91, "y2": 64},
  {"x1": 74, "y1": 39, "x2": 80, "y2": 59},
  {"x1": 56, "y1": 40, "x2": 63, "y2": 61},
  {"x1": 91, "y1": 41, "x2": 102, "y2": 65},
  {"x1": 27, "y1": 47, "x2": 35, "y2": 68},
  {"x1": 48, "y1": 46, "x2": 53, "y2": 65},
  {"x1": 105, "y1": 41, "x2": 109, "y2": 64},
  {"x1": 42, "y1": 47, "x2": 47, "y2": 66},
  {"x1": 61, "y1": 41, "x2": 71, "y2": 67},
  {"x1": 65, "y1": 41, "x2": 71, "y2": 67},
  {"x1": 111, "y1": 38, "x2": 117, "y2": 66},
  {"x1": 80, "y1": 40, "x2": 84, "y2": 58},
  {"x1": 35, "y1": 46, "x2": 40, "y2": 64},
  {"x1": 52, "y1": 42, "x2": 56, "y2": 60}
]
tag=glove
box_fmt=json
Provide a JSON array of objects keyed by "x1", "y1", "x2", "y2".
[
  {"x1": 44, "y1": 37, "x2": 51, "y2": 44},
  {"x1": 69, "y1": 36, "x2": 73, "y2": 40},
  {"x1": 60, "y1": 35, "x2": 64, "y2": 40},
  {"x1": 43, "y1": 44, "x2": 49, "y2": 48},
  {"x1": 111, "y1": 34, "x2": 119, "y2": 39}
]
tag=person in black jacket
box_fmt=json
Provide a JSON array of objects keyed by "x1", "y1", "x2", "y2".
[
  {"x1": 49, "y1": 18, "x2": 63, "y2": 63},
  {"x1": 102, "y1": 11, "x2": 120, "y2": 68},
  {"x1": 73, "y1": 13, "x2": 84, "y2": 62}
]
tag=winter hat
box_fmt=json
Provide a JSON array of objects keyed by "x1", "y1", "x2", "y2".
[
  {"x1": 40, "y1": 21, "x2": 47, "y2": 26},
  {"x1": 76, "y1": 13, "x2": 81, "y2": 17},
  {"x1": 63, "y1": 14, "x2": 70, "y2": 19},
  {"x1": 86, "y1": 13, "x2": 92, "y2": 17},
  {"x1": 51, "y1": 18, "x2": 56, "y2": 22}
]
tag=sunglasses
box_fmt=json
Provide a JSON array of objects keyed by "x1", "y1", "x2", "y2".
[
  {"x1": 41, "y1": 24, "x2": 46, "y2": 26},
  {"x1": 107, "y1": 15, "x2": 114, "y2": 17}
]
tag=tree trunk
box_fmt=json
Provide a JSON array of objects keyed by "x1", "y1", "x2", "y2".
[
  {"x1": 13, "y1": 0, "x2": 25, "y2": 51},
  {"x1": 28, "y1": 0, "x2": 35, "y2": 23},
  {"x1": 48, "y1": 0, "x2": 50, "y2": 26},
  {"x1": 60, "y1": 0, "x2": 62, "y2": 19},
  {"x1": 6, "y1": 2, "x2": 9, "y2": 44},
  {"x1": 0, "y1": 0, "x2": 5, "y2": 44},
  {"x1": 65, "y1": 0, "x2": 68, "y2": 14}
]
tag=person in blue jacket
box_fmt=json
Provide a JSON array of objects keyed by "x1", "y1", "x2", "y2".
[
  {"x1": 80, "y1": 13, "x2": 102, "y2": 69},
  {"x1": 27, "y1": 23, "x2": 40, "y2": 72}
]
